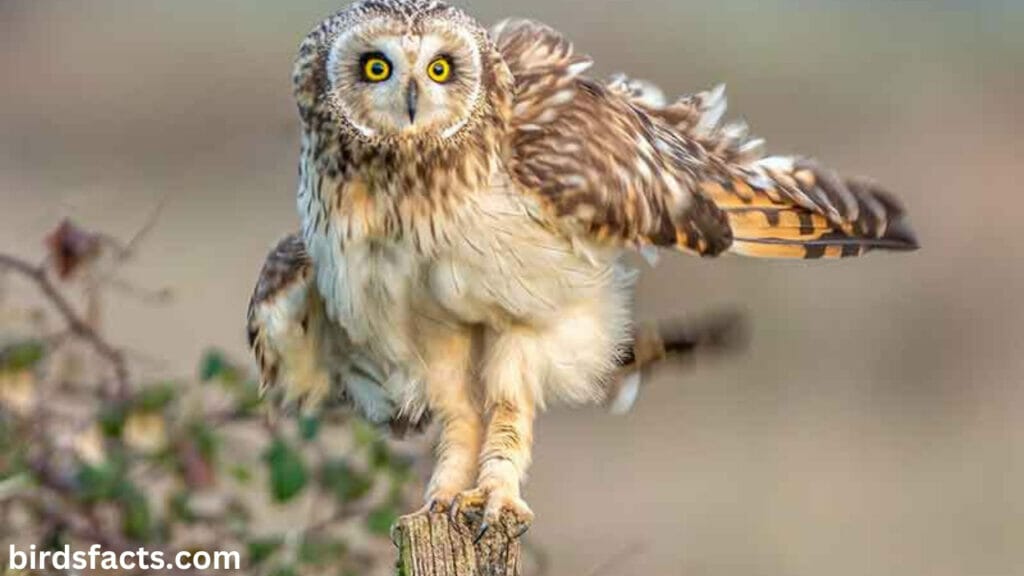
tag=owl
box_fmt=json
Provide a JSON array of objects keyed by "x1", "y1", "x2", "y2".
[{"x1": 247, "y1": 0, "x2": 917, "y2": 538}]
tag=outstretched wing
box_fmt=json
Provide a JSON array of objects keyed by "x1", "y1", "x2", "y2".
[
  {"x1": 493, "y1": 19, "x2": 731, "y2": 256},
  {"x1": 609, "y1": 75, "x2": 919, "y2": 258},
  {"x1": 605, "y1": 79, "x2": 763, "y2": 166},
  {"x1": 493, "y1": 20, "x2": 918, "y2": 259}
]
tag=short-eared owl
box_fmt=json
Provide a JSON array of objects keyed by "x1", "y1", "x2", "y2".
[{"x1": 248, "y1": 0, "x2": 917, "y2": 534}]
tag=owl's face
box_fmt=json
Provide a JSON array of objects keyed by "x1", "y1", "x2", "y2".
[{"x1": 325, "y1": 13, "x2": 485, "y2": 142}]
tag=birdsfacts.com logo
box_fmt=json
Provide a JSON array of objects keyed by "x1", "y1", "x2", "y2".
[{"x1": 8, "y1": 544, "x2": 241, "y2": 571}]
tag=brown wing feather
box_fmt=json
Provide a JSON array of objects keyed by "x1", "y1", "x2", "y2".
[
  {"x1": 493, "y1": 19, "x2": 733, "y2": 256},
  {"x1": 700, "y1": 157, "x2": 918, "y2": 259},
  {"x1": 602, "y1": 74, "x2": 918, "y2": 258},
  {"x1": 607, "y1": 78, "x2": 765, "y2": 165},
  {"x1": 495, "y1": 21, "x2": 917, "y2": 259},
  {"x1": 247, "y1": 234, "x2": 312, "y2": 337},
  {"x1": 246, "y1": 235, "x2": 427, "y2": 430},
  {"x1": 246, "y1": 233, "x2": 328, "y2": 403}
]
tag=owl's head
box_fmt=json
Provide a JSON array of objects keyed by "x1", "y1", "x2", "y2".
[{"x1": 295, "y1": 0, "x2": 507, "y2": 145}]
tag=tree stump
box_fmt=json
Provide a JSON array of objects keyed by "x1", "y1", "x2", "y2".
[{"x1": 392, "y1": 510, "x2": 522, "y2": 576}]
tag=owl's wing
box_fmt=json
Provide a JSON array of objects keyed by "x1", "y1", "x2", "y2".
[
  {"x1": 493, "y1": 20, "x2": 918, "y2": 259},
  {"x1": 493, "y1": 19, "x2": 732, "y2": 255},
  {"x1": 247, "y1": 235, "x2": 427, "y2": 430},
  {"x1": 604, "y1": 78, "x2": 763, "y2": 166},
  {"x1": 247, "y1": 233, "x2": 335, "y2": 407}
]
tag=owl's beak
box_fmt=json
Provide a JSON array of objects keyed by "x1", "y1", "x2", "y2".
[{"x1": 406, "y1": 81, "x2": 418, "y2": 124}]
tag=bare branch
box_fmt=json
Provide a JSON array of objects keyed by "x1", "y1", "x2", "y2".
[{"x1": 0, "y1": 252, "x2": 129, "y2": 397}]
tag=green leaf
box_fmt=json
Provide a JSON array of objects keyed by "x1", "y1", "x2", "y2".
[
  {"x1": 188, "y1": 421, "x2": 219, "y2": 462},
  {"x1": 297, "y1": 415, "x2": 321, "y2": 442},
  {"x1": 97, "y1": 404, "x2": 127, "y2": 438},
  {"x1": 320, "y1": 460, "x2": 372, "y2": 504},
  {"x1": 263, "y1": 437, "x2": 308, "y2": 503},
  {"x1": 76, "y1": 463, "x2": 120, "y2": 502},
  {"x1": 199, "y1": 349, "x2": 229, "y2": 382},
  {"x1": 168, "y1": 491, "x2": 197, "y2": 524},
  {"x1": 234, "y1": 380, "x2": 264, "y2": 413},
  {"x1": 366, "y1": 504, "x2": 398, "y2": 537},
  {"x1": 298, "y1": 536, "x2": 345, "y2": 566},
  {"x1": 350, "y1": 418, "x2": 377, "y2": 447},
  {"x1": 229, "y1": 464, "x2": 253, "y2": 484},
  {"x1": 268, "y1": 567, "x2": 298, "y2": 576},
  {"x1": 121, "y1": 490, "x2": 153, "y2": 541},
  {"x1": 368, "y1": 439, "x2": 391, "y2": 470},
  {"x1": 0, "y1": 341, "x2": 45, "y2": 371},
  {"x1": 42, "y1": 524, "x2": 68, "y2": 552},
  {"x1": 134, "y1": 383, "x2": 177, "y2": 411},
  {"x1": 247, "y1": 536, "x2": 284, "y2": 567}
]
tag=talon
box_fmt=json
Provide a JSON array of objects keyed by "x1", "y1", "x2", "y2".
[
  {"x1": 474, "y1": 520, "x2": 490, "y2": 544},
  {"x1": 449, "y1": 498, "x2": 461, "y2": 524},
  {"x1": 449, "y1": 486, "x2": 532, "y2": 542},
  {"x1": 513, "y1": 522, "x2": 530, "y2": 539},
  {"x1": 449, "y1": 489, "x2": 484, "y2": 526}
]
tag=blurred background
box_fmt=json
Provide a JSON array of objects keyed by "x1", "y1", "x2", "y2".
[{"x1": 1, "y1": 0, "x2": 1022, "y2": 574}]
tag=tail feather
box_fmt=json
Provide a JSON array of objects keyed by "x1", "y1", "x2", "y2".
[
  {"x1": 702, "y1": 157, "x2": 919, "y2": 259},
  {"x1": 616, "y1": 80, "x2": 919, "y2": 260},
  {"x1": 606, "y1": 311, "x2": 749, "y2": 413}
]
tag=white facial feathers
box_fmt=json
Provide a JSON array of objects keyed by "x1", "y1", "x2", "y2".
[{"x1": 325, "y1": 16, "x2": 485, "y2": 141}]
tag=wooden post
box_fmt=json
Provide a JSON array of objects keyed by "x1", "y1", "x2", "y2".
[{"x1": 392, "y1": 510, "x2": 522, "y2": 576}]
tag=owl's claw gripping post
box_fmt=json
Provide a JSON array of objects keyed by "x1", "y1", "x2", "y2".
[
  {"x1": 449, "y1": 489, "x2": 482, "y2": 526},
  {"x1": 450, "y1": 486, "x2": 534, "y2": 542},
  {"x1": 474, "y1": 520, "x2": 490, "y2": 544}
]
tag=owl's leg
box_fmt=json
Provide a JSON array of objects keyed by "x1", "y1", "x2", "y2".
[
  {"x1": 451, "y1": 400, "x2": 536, "y2": 541},
  {"x1": 452, "y1": 328, "x2": 538, "y2": 540},
  {"x1": 420, "y1": 327, "x2": 482, "y2": 513}
]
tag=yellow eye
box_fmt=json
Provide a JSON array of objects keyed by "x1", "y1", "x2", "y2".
[
  {"x1": 362, "y1": 55, "x2": 391, "y2": 82},
  {"x1": 427, "y1": 57, "x2": 452, "y2": 83}
]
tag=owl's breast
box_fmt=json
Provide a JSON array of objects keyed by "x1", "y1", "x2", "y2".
[
  {"x1": 314, "y1": 236, "x2": 421, "y2": 362},
  {"x1": 426, "y1": 184, "x2": 624, "y2": 327},
  {"x1": 298, "y1": 174, "x2": 416, "y2": 356}
]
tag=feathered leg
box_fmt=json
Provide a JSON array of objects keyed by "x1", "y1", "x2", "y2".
[
  {"x1": 452, "y1": 398, "x2": 536, "y2": 541},
  {"x1": 452, "y1": 326, "x2": 542, "y2": 540},
  {"x1": 420, "y1": 326, "x2": 483, "y2": 511}
]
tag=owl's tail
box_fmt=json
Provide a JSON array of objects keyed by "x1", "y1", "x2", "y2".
[
  {"x1": 702, "y1": 157, "x2": 919, "y2": 260},
  {"x1": 606, "y1": 311, "x2": 748, "y2": 414}
]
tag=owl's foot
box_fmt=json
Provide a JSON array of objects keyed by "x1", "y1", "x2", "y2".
[
  {"x1": 422, "y1": 486, "x2": 462, "y2": 514},
  {"x1": 450, "y1": 485, "x2": 534, "y2": 543},
  {"x1": 391, "y1": 484, "x2": 465, "y2": 544}
]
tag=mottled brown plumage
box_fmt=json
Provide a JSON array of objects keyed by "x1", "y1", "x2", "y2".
[
  {"x1": 247, "y1": 0, "x2": 917, "y2": 537},
  {"x1": 494, "y1": 20, "x2": 916, "y2": 258}
]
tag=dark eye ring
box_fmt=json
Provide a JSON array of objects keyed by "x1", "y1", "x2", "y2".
[
  {"x1": 360, "y1": 53, "x2": 392, "y2": 82},
  {"x1": 427, "y1": 56, "x2": 453, "y2": 83}
]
